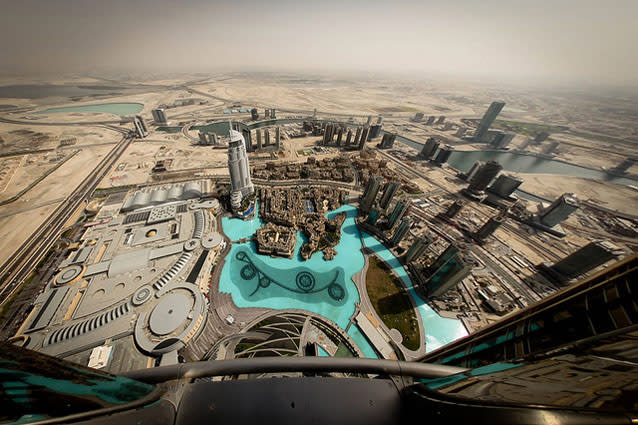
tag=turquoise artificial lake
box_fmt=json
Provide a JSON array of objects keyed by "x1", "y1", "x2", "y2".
[{"x1": 220, "y1": 203, "x2": 468, "y2": 356}]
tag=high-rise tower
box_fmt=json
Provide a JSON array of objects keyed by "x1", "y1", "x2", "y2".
[
  {"x1": 387, "y1": 199, "x2": 409, "y2": 228},
  {"x1": 487, "y1": 174, "x2": 523, "y2": 198},
  {"x1": 432, "y1": 145, "x2": 453, "y2": 165},
  {"x1": 358, "y1": 127, "x2": 370, "y2": 150},
  {"x1": 467, "y1": 160, "x2": 502, "y2": 194},
  {"x1": 405, "y1": 235, "x2": 431, "y2": 263},
  {"x1": 151, "y1": 109, "x2": 167, "y2": 125},
  {"x1": 421, "y1": 244, "x2": 471, "y2": 297},
  {"x1": 474, "y1": 101, "x2": 505, "y2": 142},
  {"x1": 419, "y1": 138, "x2": 439, "y2": 159},
  {"x1": 378, "y1": 181, "x2": 399, "y2": 210},
  {"x1": 539, "y1": 193, "x2": 579, "y2": 227},
  {"x1": 133, "y1": 115, "x2": 148, "y2": 138},
  {"x1": 538, "y1": 241, "x2": 620, "y2": 285},
  {"x1": 360, "y1": 176, "x2": 383, "y2": 213},
  {"x1": 391, "y1": 217, "x2": 412, "y2": 246},
  {"x1": 379, "y1": 133, "x2": 396, "y2": 149},
  {"x1": 228, "y1": 128, "x2": 254, "y2": 211}
]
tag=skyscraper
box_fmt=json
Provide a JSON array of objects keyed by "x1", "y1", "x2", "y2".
[
  {"x1": 250, "y1": 108, "x2": 259, "y2": 120},
  {"x1": 358, "y1": 127, "x2": 370, "y2": 150},
  {"x1": 432, "y1": 145, "x2": 453, "y2": 165},
  {"x1": 360, "y1": 176, "x2": 383, "y2": 213},
  {"x1": 379, "y1": 133, "x2": 396, "y2": 149},
  {"x1": 387, "y1": 199, "x2": 409, "y2": 228},
  {"x1": 345, "y1": 129, "x2": 353, "y2": 145},
  {"x1": 467, "y1": 160, "x2": 503, "y2": 194},
  {"x1": 209, "y1": 133, "x2": 218, "y2": 146},
  {"x1": 264, "y1": 129, "x2": 270, "y2": 146},
  {"x1": 322, "y1": 124, "x2": 331, "y2": 145},
  {"x1": 539, "y1": 193, "x2": 579, "y2": 227},
  {"x1": 474, "y1": 101, "x2": 505, "y2": 142},
  {"x1": 369, "y1": 124, "x2": 382, "y2": 139},
  {"x1": 391, "y1": 217, "x2": 412, "y2": 246},
  {"x1": 256, "y1": 129, "x2": 262, "y2": 150},
  {"x1": 419, "y1": 138, "x2": 439, "y2": 159},
  {"x1": 405, "y1": 235, "x2": 431, "y2": 263},
  {"x1": 422, "y1": 244, "x2": 471, "y2": 298},
  {"x1": 354, "y1": 127, "x2": 362, "y2": 146},
  {"x1": 487, "y1": 174, "x2": 523, "y2": 198},
  {"x1": 378, "y1": 181, "x2": 400, "y2": 210},
  {"x1": 133, "y1": 115, "x2": 148, "y2": 138},
  {"x1": 242, "y1": 128, "x2": 253, "y2": 152},
  {"x1": 366, "y1": 208, "x2": 380, "y2": 226},
  {"x1": 275, "y1": 127, "x2": 281, "y2": 150},
  {"x1": 151, "y1": 108, "x2": 167, "y2": 125},
  {"x1": 462, "y1": 161, "x2": 483, "y2": 181},
  {"x1": 228, "y1": 128, "x2": 254, "y2": 211},
  {"x1": 539, "y1": 241, "x2": 619, "y2": 284},
  {"x1": 490, "y1": 132, "x2": 514, "y2": 149}
]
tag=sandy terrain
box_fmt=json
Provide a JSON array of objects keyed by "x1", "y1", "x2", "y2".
[
  {"x1": 1, "y1": 72, "x2": 636, "y2": 268},
  {"x1": 0, "y1": 144, "x2": 112, "y2": 264},
  {"x1": 515, "y1": 173, "x2": 638, "y2": 216}
]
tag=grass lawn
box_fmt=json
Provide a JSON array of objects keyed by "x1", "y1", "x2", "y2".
[{"x1": 365, "y1": 256, "x2": 420, "y2": 351}]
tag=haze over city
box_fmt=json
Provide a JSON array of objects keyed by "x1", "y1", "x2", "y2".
[
  {"x1": 0, "y1": 1, "x2": 637, "y2": 423},
  {"x1": 2, "y1": 0, "x2": 638, "y2": 86}
]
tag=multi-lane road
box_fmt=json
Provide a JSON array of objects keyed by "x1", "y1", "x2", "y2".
[{"x1": 0, "y1": 135, "x2": 133, "y2": 308}]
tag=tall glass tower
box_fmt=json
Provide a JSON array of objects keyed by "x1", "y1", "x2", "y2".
[
  {"x1": 228, "y1": 129, "x2": 254, "y2": 210},
  {"x1": 474, "y1": 101, "x2": 505, "y2": 142}
]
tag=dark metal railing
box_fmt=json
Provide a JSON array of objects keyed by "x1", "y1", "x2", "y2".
[{"x1": 121, "y1": 357, "x2": 468, "y2": 384}]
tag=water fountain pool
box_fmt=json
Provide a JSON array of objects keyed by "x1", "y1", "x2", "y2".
[{"x1": 220, "y1": 203, "x2": 468, "y2": 356}]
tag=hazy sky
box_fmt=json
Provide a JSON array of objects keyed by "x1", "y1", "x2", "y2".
[{"x1": 1, "y1": 0, "x2": 637, "y2": 85}]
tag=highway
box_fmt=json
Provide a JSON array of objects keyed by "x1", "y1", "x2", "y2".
[{"x1": 0, "y1": 134, "x2": 134, "y2": 308}]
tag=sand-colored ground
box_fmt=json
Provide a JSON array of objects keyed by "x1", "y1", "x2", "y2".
[
  {"x1": 514, "y1": 173, "x2": 638, "y2": 216},
  {"x1": 0, "y1": 203, "x2": 59, "y2": 265},
  {"x1": 0, "y1": 144, "x2": 112, "y2": 265},
  {"x1": 0, "y1": 124, "x2": 119, "y2": 199},
  {"x1": 2, "y1": 72, "x2": 637, "y2": 268}
]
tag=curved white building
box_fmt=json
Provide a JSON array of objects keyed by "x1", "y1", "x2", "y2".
[
  {"x1": 227, "y1": 128, "x2": 254, "y2": 210},
  {"x1": 132, "y1": 192, "x2": 151, "y2": 209},
  {"x1": 150, "y1": 189, "x2": 168, "y2": 205},
  {"x1": 183, "y1": 182, "x2": 202, "y2": 199},
  {"x1": 167, "y1": 185, "x2": 183, "y2": 201}
]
